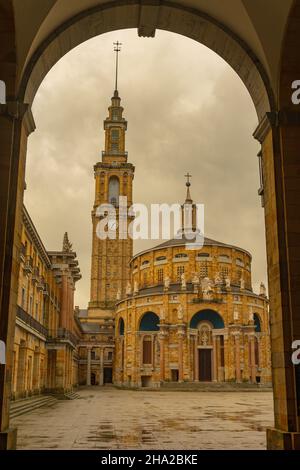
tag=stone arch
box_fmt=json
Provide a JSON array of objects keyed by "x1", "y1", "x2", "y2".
[
  {"x1": 139, "y1": 311, "x2": 160, "y2": 331},
  {"x1": 190, "y1": 309, "x2": 225, "y2": 329},
  {"x1": 19, "y1": 1, "x2": 273, "y2": 120}
]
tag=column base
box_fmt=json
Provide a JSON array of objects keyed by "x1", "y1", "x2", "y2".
[
  {"x1": 267, "y1": 427, "x2": 300, "y2": 450},
  {"x1": 0, "y1": 428, "x2": 17, "y2": 450}
]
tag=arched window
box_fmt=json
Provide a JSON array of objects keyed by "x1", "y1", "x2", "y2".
[
  {"x1": 218, "y1": 254, "x2": 230, "y2": 263},
  {"x1": 110, "y1": 128, "x2": 119, "y2": 151},
  {"x1": 108, "y1": 176, "x2": 119, "y2": 206},
  {"x1": 119, "y1": 317, "x2": 125, "y2": 336},
  {"x1": 139, "y1": 312, "x2": 160, "y2": 331},
  {"x1": 253, "y1": 313, "x2": 261, "y2": 332}
]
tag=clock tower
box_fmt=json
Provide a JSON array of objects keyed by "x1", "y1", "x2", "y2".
[{"x1": 88, "y1": 43, "x2": 134, "y2": 319}]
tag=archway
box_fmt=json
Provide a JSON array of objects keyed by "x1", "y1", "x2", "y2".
[
  {"x1": 190, "y1": 310, "x2": 225, "y2": 329},
  {"x1": 190, "y1": 310, "x2": 225, "y2": 382},
  {"x1": 0, "y1": 0, "x2": 299, "y2": 450}
]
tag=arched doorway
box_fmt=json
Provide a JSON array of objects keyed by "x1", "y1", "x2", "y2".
[
  {"x1": 190, "y1": 310, "x2": 225, "y2": 382},
  {"x1": 139, "y1": 312, "x2": 160, "y2": 387}
]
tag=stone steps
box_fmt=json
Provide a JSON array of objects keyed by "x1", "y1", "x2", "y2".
[{"x1": 10, "y1": 395, "x2": 58, "y2": 419}]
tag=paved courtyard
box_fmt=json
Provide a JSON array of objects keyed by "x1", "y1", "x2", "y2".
[{"x1": 12, "y1": 387, "x2": 274, "y2": 450}]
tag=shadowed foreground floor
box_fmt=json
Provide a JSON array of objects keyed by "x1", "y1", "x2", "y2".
[{"x1": 11, "y1": 387, "x2": 274, "y2": 450}]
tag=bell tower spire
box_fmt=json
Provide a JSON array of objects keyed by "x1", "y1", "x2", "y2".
[{"x1": 88, "y1": 43, "x2": 135, "y2": 317}]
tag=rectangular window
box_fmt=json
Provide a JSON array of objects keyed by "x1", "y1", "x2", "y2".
[
  {"x1": 112, "y1": 109, "x2": 119, "y2": 120},
  {"x1": 29, "y1": 296, "x2": 33, "y2": 315},
  {"x1": 111, "y1": 142, "x2": 119, "y2": 151},
  {"x1": 111, "y1": 129, "x2": 119, "y2": 141},
  {"x1": 199, "y1": 261, "x2": 208, "y2": 278},
  {"x1": 157, "y1": 268, "x2": 164, "y2": 283},
  {"x1": 177, "y1": 266, "x2": 185, "y2": 281},
  {"x1": 35, "y1": 302, "x2": 39, "y2": 319},
  {"x1": 143, "y1": 338, "x2": 152, "y2": 365}
]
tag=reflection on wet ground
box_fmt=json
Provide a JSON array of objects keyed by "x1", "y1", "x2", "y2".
[{"x1": 12, "y1": 387, "x2": 274, "y2": 450}]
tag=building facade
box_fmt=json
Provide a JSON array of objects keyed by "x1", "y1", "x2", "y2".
[
  {"x1": 12, "y1": 208, "x2": 81, "y2": 399},
  {"x1": 114, "y1": 230, "x2": 271, "y2": 388},
  {"x1": 11, "y1": 84, "x2": 271, "y2": 398}
]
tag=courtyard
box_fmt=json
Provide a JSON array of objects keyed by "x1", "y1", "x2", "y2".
[{"x1": 11, "y1": 387, "x2": 274, "y2": 450}]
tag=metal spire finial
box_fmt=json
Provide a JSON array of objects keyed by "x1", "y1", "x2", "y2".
[
  {"x1": 184, "y1": 172, "x2": 192, "y2": 202},
  {"x1": 113, "y1": 41, "x2": 122, "y2": 92}
]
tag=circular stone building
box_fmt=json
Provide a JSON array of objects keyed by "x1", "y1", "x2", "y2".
[{"x1": 114, "y1": 189, "x2": 271, "y2": 388}]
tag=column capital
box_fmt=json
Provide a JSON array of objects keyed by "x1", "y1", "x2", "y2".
[
  {"x1": 0, "y1": 101, "x2": 35, "y2": 136},
  {"x1": 253, "y1": 109, "x2": 300, "y2": 143}
]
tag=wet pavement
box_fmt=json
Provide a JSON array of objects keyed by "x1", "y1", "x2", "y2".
[{"x1": 12, "y1": 387, "x2": 274, "y2": 450}]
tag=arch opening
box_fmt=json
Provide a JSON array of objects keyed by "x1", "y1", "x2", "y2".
[{"x1": 190, "y1": 309, "x2": 225, "y2": 329}]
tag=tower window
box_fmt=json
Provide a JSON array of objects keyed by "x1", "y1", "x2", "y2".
[
  {"x1": 108, "y1": 176, "x2": 120, "y2": 206},
  {"x1": 111, "y1": 129, "x2": 119, "y2": 152},
  {"x1": 111, "y1": 129, "x2": 119, "y2": 141},
  {"x1": 112, "y1": 109, "x2": 120, "y2": 120}
]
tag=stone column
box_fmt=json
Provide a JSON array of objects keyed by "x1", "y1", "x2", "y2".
[
  {"x1": 217, "y1": 335, "x2": 222, "y2": 381},
  {"x1": 0, "y1": 103, "x2": 34, "y2": 449},
  {"x1": 159, "y1": 331, "x2": 166, "y2": 382},
  {"x1": 60, "y1": 271, "x2": 68, "y2": 329},
  {"x1": 213, "y1": 335, "x2": 218, "y2": 382},
  {"x1": 86, "y1": 347, "x2": 91, "y2": 386},
  {"x1": 177, "y1": 328, "x2": 185, "y2": 382},
  {"x1": 99, "y1": 348, "x2": 104, "y2": 386},
  {"x1": 234, "y1": 333, "x2": 241, "y2": 383},
  {"x1": 194, "y1": 335, "x2": 199, "y2": 381},
  {"x1": 32, "y1": 349, "x2": 41, "y2": 393}
]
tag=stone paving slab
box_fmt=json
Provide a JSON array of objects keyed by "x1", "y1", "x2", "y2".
[{"x1": 11, "y1": 387, "x2": 274, "y2": 450}]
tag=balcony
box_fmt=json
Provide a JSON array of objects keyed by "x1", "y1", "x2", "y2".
[
  {"x1": 23, "y1": 255, "x2": 33, "y2": 274},
  {"x1": 31, "y1": 267, "x2": 40, "y2": 285},
  {"x1": 47, "y1": 328, "x2": 79, "y2": 347},
  {"x1": 16, "y1": 305, "x2": 47, "y2": 337}
]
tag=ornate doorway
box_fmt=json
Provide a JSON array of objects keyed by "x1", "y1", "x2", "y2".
[{"x1": 199, "y1": 349, "x2": 212, "y2": 382}]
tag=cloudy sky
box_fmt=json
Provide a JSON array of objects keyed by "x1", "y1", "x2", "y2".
[{"x1": 24, "y1": 29, "x2": 266, "y2": 307}]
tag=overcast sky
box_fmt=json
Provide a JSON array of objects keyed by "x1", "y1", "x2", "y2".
[{"x1": 24, "y1": 29, "x2": 266, "y2": 307}]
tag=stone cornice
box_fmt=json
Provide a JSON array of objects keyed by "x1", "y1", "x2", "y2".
[
  {"x1": 22, "y1": 205, "x2": 51, "y2": 268},
  {"x1": 253, "y1": 109, "x2": 300, "y2": 143}
]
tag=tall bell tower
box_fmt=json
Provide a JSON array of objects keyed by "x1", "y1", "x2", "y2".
[{"x1": 88, "y1": 43, "x2": 134, "y2": 318}]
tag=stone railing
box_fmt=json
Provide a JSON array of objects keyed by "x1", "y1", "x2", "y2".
[{"x1": 16, "y1": 305, "x2": 47, "y2": 337}]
